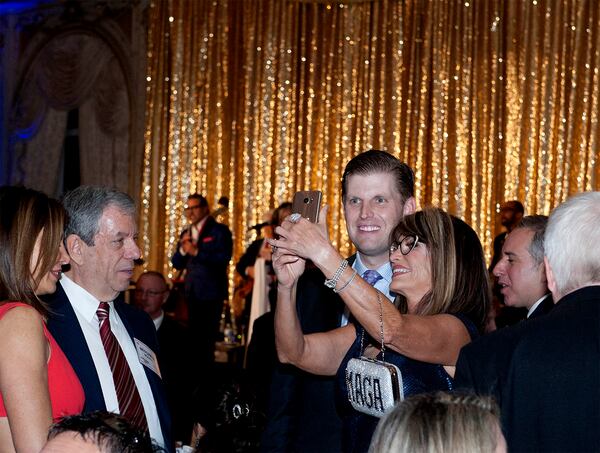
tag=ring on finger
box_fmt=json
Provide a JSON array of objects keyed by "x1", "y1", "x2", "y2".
[{"x1": 289, "y1": 213, "x2": 302, "y2": 223}]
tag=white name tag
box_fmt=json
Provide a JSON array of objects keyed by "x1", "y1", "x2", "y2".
[{"x1": 135, "y1": 338, "x2": 161, "y2": 378}]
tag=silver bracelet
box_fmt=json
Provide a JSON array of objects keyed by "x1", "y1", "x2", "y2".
[
  {"x1": 324, "y1": 259, "x2": 348, "y2": 290},
  {"x1": 334, "y1": 268, "x2": 357, "y2": 294}
]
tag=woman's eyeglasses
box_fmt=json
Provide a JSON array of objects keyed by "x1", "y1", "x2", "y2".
[{"x1": 389, "y1": 234, "x2": 420, "y2": 256}]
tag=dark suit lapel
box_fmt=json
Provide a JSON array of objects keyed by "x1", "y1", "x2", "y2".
[
  {"x1": 529, "y1": 294, "x2": 554, "y2": 319},
  {"x1": 113, "y1": 301, "x2": 159, "y2": 379},
  {"x1": 197, "y1": 216, "x2": 216, "y2": 243},
  {"x1": 113, "y1": 301, "x2": 174, "y2": 451},
  {"x1": 45, "y1": 283, "x2": 106, "y2": 412}
]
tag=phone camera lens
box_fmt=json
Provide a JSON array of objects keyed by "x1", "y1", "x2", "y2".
[{"x1": 303, "y1": 197, "x2": 309, "y2": 203}]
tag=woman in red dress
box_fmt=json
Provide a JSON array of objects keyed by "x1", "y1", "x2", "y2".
[{"x1": 0, "y1": 186, "x2": 85, "y2": 452}]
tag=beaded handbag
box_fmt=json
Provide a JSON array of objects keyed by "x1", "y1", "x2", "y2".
[{"x1": 345, "y1": 293, "x2": 404, "y2": 417}]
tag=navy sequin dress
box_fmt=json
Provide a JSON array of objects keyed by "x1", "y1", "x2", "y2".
[{"x1": 334, "y1": 314, "x2": 478, "y2": 453}]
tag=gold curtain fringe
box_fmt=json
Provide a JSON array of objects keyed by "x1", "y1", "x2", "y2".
[{"x1": 142, "y1": 0, "x2": 600, "y2": 283}]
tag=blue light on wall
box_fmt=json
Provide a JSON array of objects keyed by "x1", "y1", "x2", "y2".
[{"x1": 0, "y1": 1, "x2": 55, "y2": 16}]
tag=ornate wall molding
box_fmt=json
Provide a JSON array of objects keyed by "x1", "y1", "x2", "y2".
[{"x1": 1, "y1": 0, "x2": 148, "y2": 199}]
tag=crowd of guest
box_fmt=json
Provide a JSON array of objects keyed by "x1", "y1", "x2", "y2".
[{"x1": 0, "y1": 149, "x2": 598, "y2": 452}]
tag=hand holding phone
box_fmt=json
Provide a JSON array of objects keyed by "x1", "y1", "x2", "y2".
[{"x1": 292, "y1": 190, "x2": 322, "y2": 223}]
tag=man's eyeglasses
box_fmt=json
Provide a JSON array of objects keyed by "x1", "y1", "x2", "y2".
[
  {"x1": 389, "y1": 234, "x2": 421, "y2": 256},
  {"x1": 134, "y1": 289, "x2": 166, "y2": 298},
  {"x1": 184, "y1": 204, "x2": 202, "y2": 212}
]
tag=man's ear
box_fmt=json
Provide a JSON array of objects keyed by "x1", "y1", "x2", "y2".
[
  {"x1": 65, "y1": 234, "x2": 85, "y2": 266},
  {"x1": 544, "y1": 256, "x2": 558, "y2": 301},
  {"x1": 538, "y1": 259, "x2": 548, "y2": 284},
  {"x1": 403, "y1": 197, "x2": 416, "y2": 216},
  {"x1": 161, "y1": 290, "x2": 171, "y2": 306}
]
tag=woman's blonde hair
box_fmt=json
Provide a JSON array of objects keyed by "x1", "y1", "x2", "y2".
[
  {"x1": 0, "y1": 186, "x2": 66, "y2": 315},
  {"x1": 391, "y1": 207, "x2": 490, "y2": 332},
  {"x1": 369, "y1": 392, "x2": 503, "y2": 453}
]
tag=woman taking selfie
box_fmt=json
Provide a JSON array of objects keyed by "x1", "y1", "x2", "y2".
[
  {"x1": 270, "y1": 207, "x2": 490, "y2": 452},
  {"x1": 0, "y1": 186, "x2": 84, "y2": 452}
]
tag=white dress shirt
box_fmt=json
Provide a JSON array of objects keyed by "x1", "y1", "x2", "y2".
[
  {"x1": 179, "y1": 216, "x2": 208, "y2": 255},
  {"x1": 340, "y1": 253, "x2": 395, "y2": 327},
  {"x1": 61, "y1": 275, "x2": 165, "y2": 447},
  {"x1": 153, "y1": 311, "x2": 165, "y2": 330}
]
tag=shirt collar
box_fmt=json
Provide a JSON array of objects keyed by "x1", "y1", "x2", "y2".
[
  {"x1": 153, "y1": 311, "x2": 165, "y2": 330},
  {"x1": 194, "y1": 215, "x2": 208, "y2": 230},
  {"x1": 353, "y1": 252, "x2": 393, "y2": 283},
  {"x1": 353, "y1": 253, "x2": 395, "y2": 301},
  {"x1": 61, "y1": 274, "x2": 111, "y2": 323}
]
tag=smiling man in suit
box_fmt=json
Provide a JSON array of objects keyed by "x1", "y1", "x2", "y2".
[
  {"x1": 261, "y1": 150, "x2": 416, "y2": 452},
  {"x1": 45, "y1": 186, "x2": 173, "y2": 451}
]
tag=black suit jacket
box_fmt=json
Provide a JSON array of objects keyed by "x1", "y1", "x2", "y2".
[
  {"x1": 236, "y1": 238, "x2": 264, "y2": 278},
  {"x1": 45, "y1": 284, "x2": 174, "y2": 452},
  {"x1": 261, "y1": 257, "x2": 355, "y2": 453},
  {"x1": 245, "y1": 310, "x2": 277, "y2": 415},
  {"x1": 156, "y1": 316, "x2": 194, "y2": 443},
  {"x1": 502, "y1": 286, "x2": 600, "y2": 452},
  {"x1": 171, "y1": 216, "x2": 233, "y2": 302},
  {"x1": 454, "y1": 294, "x2": 553, "y2": 406},
  {"x1": 528, "y1": 293, "x2": 554, "y2": 319}
]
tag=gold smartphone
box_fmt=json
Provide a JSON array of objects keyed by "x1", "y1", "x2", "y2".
[{"x1": 292, "y1": 190, "x2": 322, "y2": 223}]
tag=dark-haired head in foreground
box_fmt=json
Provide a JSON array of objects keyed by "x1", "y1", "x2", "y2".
[{"x1": 42, "y1": 411, "x2": 164, "y2": 453}]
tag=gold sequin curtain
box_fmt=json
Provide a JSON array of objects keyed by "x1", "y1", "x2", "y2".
[{"x1": 142, "y1": 0, "x2": 600, "y2": 277}]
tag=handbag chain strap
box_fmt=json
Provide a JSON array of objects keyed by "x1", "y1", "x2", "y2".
[{"x1": 359, "y1": 292, "x2": 386, "y2": 362}]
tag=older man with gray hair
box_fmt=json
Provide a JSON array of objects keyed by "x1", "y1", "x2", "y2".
[
  {"x1": 45, "y1": 186, "x2": 173, "y2": 451},
  {"x1": 502, "y1": 192, "x2": 600, "y2": 452}
]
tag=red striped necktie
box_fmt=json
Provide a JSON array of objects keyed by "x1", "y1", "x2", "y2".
[{"x1": 97, "y1": 302, "x2": 147, "y2": 430}]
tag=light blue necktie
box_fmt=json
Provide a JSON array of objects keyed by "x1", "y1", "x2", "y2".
[
  {"x1": 341, "y1": 270, "x2": 383, "y2": 327},
  {"x1": 362, "y1": 269, "x2": 383, "y2": 287}
]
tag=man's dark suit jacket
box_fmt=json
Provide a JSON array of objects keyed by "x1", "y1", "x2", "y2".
[
  {"x1": 236, "y1": 238, "x2": 264, "y2": 278},
  {"x1": 45, "y1": 284, "x2": 174, "y2": 452},
  {"x1": 502, "y1": 286, "x2": 600, "y2": 452},
  {"x1": 245, "y1": 310, "x2": 277, "y2": 415},
  {"x1": 156, "y1": 316, "x2": 194, "y2": 443},
  {"x1": 528, "y1": 294, "x2": 555, "y2": 319},
  {"x1": 260, "y1": 258, "x2": 354, "y2": 453},
  {"x1": 171, "y1": 216, "x2": 233, "y2": 302},
  {"x1": 454, "y1": 294, "x2": 553, "y2": 406}
]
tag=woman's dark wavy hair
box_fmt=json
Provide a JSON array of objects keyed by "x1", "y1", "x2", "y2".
[
  {"x1": 391, "y1": 207, "x2": 490, "y2": 332},
  {"x1": 0, "y1": 186, "x2": 65, "y2": 316}
]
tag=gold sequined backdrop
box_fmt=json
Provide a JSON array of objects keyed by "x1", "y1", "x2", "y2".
[{"x1": 141, "y1": 0, "x2": 599, "y2": 279}]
